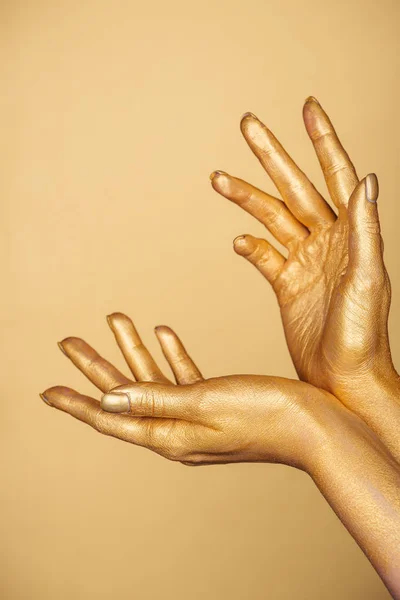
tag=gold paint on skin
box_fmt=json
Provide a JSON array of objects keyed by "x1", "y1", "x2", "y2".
[
  {"x1": 41, "y1": 98, "x2": 400, "y2": 598},
  {"x1": 211, "y1": 99, "x2": 400, "y2": 467},
  {"x1": 304, "y1": 95, "x2": 320, "y2": 105},
  {"x1": 209, "y1": 170, "x2": 227, "y2": 180},
  {"x1": 42, "y1": 311, "x2": 400, "y2": 598},
  {"x1": 101, "y1": 391, "x2": 130, "y2": 413},
  {"x1": 365, "y1": 172, "x2": 379, "y2": 203},
  {"x1": 210, "y1": 171, "x2": 308, "y2": 247}
]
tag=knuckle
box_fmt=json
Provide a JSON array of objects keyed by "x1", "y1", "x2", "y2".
[
  {"x1": 259, "y1": 144, "x2": 277, "y2": 159},
  {"x1": 250, "y1": 241, "x2": 270, "y2": 264},
  {"x1": 285, "y1": 180, "x2": 307, "y2": 199},
  {"x1": 165, "y1": 444, "x2": 187, "y2": 462},
  {"x1": 238, "y1": 188, "x2": 255, "y2": 207},
  {"x1": 363, "y1": 219, "x2": 381, "y2": 236},
  {"x1": 266, "y1": 204, "x2": 285, "y2": 228},
  {"x1": 323, "y1": 161, "x2": 348, "y2": 178},
  {"x1": 139, "y1": 387, "x2": 165, "y2": 417},
  {"x1": 352, "y1": 269, "x2": 388, "y2": 294},
  {"x1": 311, "y1": 128, "x2": 333, "y2": 144},
  {"x1": 180, "y1": 454, "x2": 206, "y2": 467},
  {"x1": 179, "y1": 374, "x2": 203, "y2": 385},
  {"x1": 170, "y1": 353, "x2": 188, "y2": 366}
]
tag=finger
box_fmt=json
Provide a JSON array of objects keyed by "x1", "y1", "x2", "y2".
[
  {"x1": 107, "y1": 312, "x2": 170, "y2": 383},
  {"x1": 347, "y1": 173, "x2": 385, "y2": 277},
  {"x1": 303, "y1": 96, "x2": 359, "y2": 208},
  {"x1": 154, "y1": 325, "x2": 204, "y2": 384},
  {"x1": 210, "y1": 171, "x2": 309, "y2": 248},
  {"x1": 100, "y1": 382, "x2": 202, "y2": 422},
  {"x1": 40, "y1": 386, "x2": 174, "y2": 451},
  {"x1": 240, "y1": 112, "x2": 336, "y2": 229},
  {"x1": 233, "y1": 234, "x2": 285, "y2": 286},
  {"x1": 58, "y1": 337, "x2": 131, "y2": 393}
]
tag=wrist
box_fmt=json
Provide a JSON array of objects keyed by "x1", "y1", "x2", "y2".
[
  {"x1": 302, "y1": 388, "x2": 385, "y2": 476},
  {"x1": 284, "y1": 385, "x2": 360, "y2": 475},
  {"x1": 307, "y1": 389, "x2": 397, "y2": 478},
  {"x1": 328, "y1": 364, "x2": 400, "y2": 464},
  {"x1": 336, "y1": 361, "x2": 400, "y2": 408}
]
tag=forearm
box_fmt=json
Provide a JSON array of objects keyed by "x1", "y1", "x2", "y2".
[{"x1": 309, "y1": 395, "x2": 400, "y2": 598}]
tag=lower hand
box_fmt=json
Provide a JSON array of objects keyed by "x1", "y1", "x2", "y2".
[
  {"x1": 41, "y1": 311, "x2": 400, "y2": 596},
  {"x1": 41, "y1": 311, "x2": 336, "y2": 472}
]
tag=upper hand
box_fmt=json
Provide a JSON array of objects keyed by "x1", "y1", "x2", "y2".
[{"x1": 210, "y1": 98, "x2": 398, "y2": 407}]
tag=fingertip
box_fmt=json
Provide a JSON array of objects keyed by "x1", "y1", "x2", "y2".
[
  {"x1": 107, "y1": 312, "x2": 136, "y2": 336},
  {"x1": 304, "y1": 95, "x2": 320, "y2": 106},
  {"x1": 209, "y1": 170, "x2": 228, "y2": 182},
  {"x1": 233, "y1": 233, "x2": 247, "y2": 246},
  {"x1": 41, "y1": 385, "x2": 76, "y2": 405},
  {"x1": 210, "y1": 171, "x2": 232, "y2": 194},
  {"x1": 40, "y1": 392, "x2": 53, "y2": 406},
  {"x1": 154, "y1": 324, "x2": 173, "y2": 335},
  {"x1": 240, "y1": 112, "x2": 260, "y2": 136},
  {"x1": 240, "y1": 111, "x2": 258, "y2": 124},
  {"x1": 302, "y1": 97, "x2": 320, "y2": 130},
  {"x1": 58, "y1": 336, "x2": 83, "y2": 351},
  {"x1": 107, "y1": 311, "x2": 128, "y2": 325},
  {"x1": 233, "y1": 234, "x2": 255, "y2": 256},
  {"x1": 154, "y1": 325, "x2": 176, "y2": 343}
]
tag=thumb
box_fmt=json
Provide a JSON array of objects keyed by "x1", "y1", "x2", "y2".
[
  {"x1": 347, "y1": 173, "x2": 385, "y2": 276},
  {"x1": 100, "y1": 382, "x2": 200, "y2": 420}
]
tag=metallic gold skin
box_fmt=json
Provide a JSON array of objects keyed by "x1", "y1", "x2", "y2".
[
  {"x1": 365, "y1": 172, "x2": 379, "y2": 203},
  {"x1": 39, "y1": 97, "x2": 400, "y2": 596},
  {"x1": 41, "y1": 311, "x2": 400, "y2": 597},
  {"x1": 210, "y1": 97, "x2": 400, "y2": 464},
  {"x1": 101, "y1": 391, "x2": 130, "y2": 413}
]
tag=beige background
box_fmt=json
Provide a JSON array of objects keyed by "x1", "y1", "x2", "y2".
[{"x1": 1, "y1": 0, "x2": 399, "y2": 598}]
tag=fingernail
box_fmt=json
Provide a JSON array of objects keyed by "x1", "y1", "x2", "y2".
[
  {"x1": 106, "y1": 314, "x2": 115, "y2": 328},
  {"x1": 154, "y1": 325, "x2": 169, "y2": 332},
  {"x1": 365, "y1": 173, "x2": 379, "y2": 203},
  {"x1": 209, "y1": 170, "x2": 227, "y2": 181},
  {"x1": 101, "y1": 392, "x2": 130, "y2": 413},
  {"x1": 57, "y1": 341, "x2": 67, "y2": 356},
  {"x1": 40, "y1": 392, "x2": 53, "y2": 407},
  {"x1": 241, "y1": 111, "x2": 258, "y2": 121},
  {"x1": 233, "y1": 234, "x2": 247, "y2": 245},
  {"x1": 304, "y1": 96, "x2": 320, "y2": 105}
]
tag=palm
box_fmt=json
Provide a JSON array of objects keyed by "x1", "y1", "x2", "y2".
[{"x1": 275, "y1": 215, "x2": 349, "y2": 388}]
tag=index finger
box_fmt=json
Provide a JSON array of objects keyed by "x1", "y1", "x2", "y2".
[
  {"x1": 58, "y1": 337, "x2": 131, "y2": 392},
  {"x1": 41, "y1": 385, "x2": 179, "y2": 455}
]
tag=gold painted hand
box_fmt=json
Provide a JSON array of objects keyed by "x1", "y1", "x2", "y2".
[
  {"x1": 210, "y1": 98, "x2": 400, "y2": 461},
  {"x1": 42, "y1": 311, "x2": 328, "y2": 470},
  {"x1": 41, "y1": 311, "x2": 400, "y2": 597}
]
